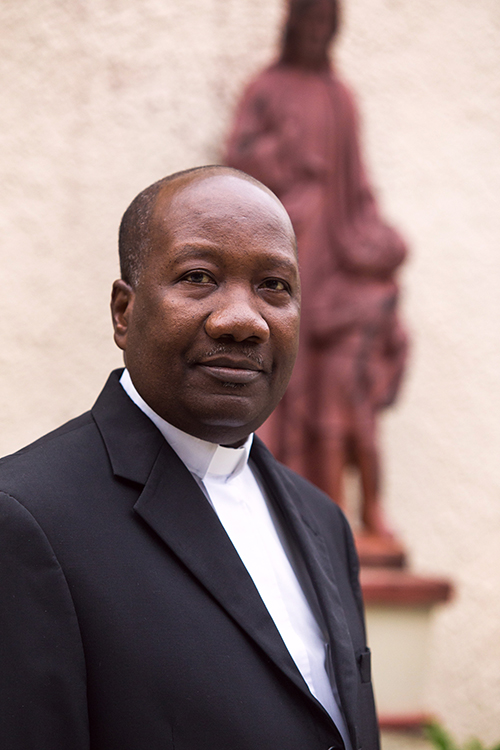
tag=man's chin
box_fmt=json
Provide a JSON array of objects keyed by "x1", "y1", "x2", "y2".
[
  {"x1": 182, "y1": 405, "x2": 276, "y2": 447},
  {"x1": 187, "y1": 419, "x2": 261, "y2": 447}
]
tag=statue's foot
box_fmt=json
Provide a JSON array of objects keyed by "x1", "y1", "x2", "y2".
[
  {"x1": 361, "y1": 504, "x2": 394, "y2": 539},
  {"x1": 355, "y1": 512, "x2": 406, "y2": 567}
]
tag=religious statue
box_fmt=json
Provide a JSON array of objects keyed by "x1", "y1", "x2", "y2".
[{"x1": 225, "y1": 0, "x2": 409, "y2": 540}]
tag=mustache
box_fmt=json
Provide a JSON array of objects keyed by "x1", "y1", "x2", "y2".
[{"x1": 187, "y1": 344, "x2": 265, "y2": 369}]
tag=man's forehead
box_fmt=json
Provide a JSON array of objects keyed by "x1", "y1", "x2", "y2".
[{"x1": 151, "y1": 171, "x2": 295, "y2": 241}]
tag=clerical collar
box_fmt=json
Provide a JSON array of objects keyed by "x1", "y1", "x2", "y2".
[{"x1": 120, "y1": 369, "x2": 253, "y2": 481}]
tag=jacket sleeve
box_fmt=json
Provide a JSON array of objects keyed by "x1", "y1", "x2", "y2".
[{"x1": 0, "y1": 491, "x2": 89, "y2": 750}]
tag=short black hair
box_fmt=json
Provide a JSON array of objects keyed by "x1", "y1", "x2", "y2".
[{"x1": 118, "y1": 165, "x2": 273, "y2": 286}]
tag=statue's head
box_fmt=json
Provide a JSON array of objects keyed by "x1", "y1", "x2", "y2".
[{"x1": 280, "y1": 0, "x2": 340, "y2": 70}]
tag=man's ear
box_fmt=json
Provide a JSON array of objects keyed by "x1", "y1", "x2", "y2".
[{"x1": 111, "y1": 279, "x2": 135, "y2": 352}]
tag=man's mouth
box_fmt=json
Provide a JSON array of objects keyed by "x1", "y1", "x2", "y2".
[{"x1": 196, "y1": 356, "x2": 265, "y2": 385}]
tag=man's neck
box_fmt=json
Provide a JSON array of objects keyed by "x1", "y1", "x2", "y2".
[{"x1": 119, "y1": 368, "x2": 253, "y2": 481}]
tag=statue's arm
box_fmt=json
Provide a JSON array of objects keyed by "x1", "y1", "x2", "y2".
[{"x1": 225, "y1": 77, "x2": 296, "y2": 196}]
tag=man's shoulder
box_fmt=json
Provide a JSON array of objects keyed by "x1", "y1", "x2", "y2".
[
  {"x1": 252, "y1": 437, "x2": 350, "y2": 530},
  {"x1": 0, "y1": 410, "x2": 101, "y2": 495},
  {"x1": 0, "y1": 371, "x2": 124, "y2": 499},
  {"x1": 254, "y1": 442, "x2": 360, "y2": 588},
  {"x1": 0, "y1": 369, "x2": 166, "y2": 511},
  {"x1": 278, "y1": 459, "x2": 351, "y2": 533},
  {"x1": 2, "y1": 410, "x2": 94, "y2": 460}
]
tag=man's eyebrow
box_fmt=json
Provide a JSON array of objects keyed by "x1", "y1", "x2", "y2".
[
  {"x1": 170, "y1": 243, "x2": 298, "y2": 272},
  {"x1": 262, "y1": 256, "x2": 299, "y2": 274},
  {"x1": 170, "y1": 243, "x2": 221, "y2": 259}
]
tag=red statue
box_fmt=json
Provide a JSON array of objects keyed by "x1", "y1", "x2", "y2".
[{"x1": 225, "y1": 0, "x2": 408, "y2": 538}]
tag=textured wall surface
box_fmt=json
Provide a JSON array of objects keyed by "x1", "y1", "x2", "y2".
[{"x1": 1, "y1": 0, "x2": 499, "y2": 742}]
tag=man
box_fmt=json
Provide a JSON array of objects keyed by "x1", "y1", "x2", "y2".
[
  {"x1": 0, "y1": 166, "x2": 378, "y2": 750},
  {"x1": 225, "y1": 0, "x2": 408, "y2": 536}
]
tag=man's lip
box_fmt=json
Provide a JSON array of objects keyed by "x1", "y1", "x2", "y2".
[
  {"x1": 198, "y1": 356, "x2": 262, "y2": 371},
  {"x1": 196, "y1": 357, "x2": 265, "y2": 384}
]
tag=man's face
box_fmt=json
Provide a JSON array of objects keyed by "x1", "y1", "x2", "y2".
[{"x1": 112, "y1": 173, "x2": 300, "y2": 447}]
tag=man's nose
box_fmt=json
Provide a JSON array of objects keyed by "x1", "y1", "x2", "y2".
[{"x1": 204, "y1": 290, "x2": 270, "y2": 343}]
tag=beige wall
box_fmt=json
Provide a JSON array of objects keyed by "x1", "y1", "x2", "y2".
[{"x1": 1, "y1": 0, "x2": 499, "y2": 742}]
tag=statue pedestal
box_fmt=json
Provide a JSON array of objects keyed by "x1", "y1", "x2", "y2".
[{"x1": 357, "y1": 536, "x2": 452, "y2": 730}]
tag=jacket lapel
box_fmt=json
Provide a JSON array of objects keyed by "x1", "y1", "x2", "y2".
[
  {"x1": 251, "y1": 437, "x2": 359, "y2": 749},
  {"x1": 91, "y1": 372, "x2": 316, "y2": 707}
]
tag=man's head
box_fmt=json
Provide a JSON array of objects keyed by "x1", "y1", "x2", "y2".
[
  {"x1": 111, "y1": 166, "x2": 301, "y2": 447},
  {"x1": 280, "y1": 0, "x2": 340, "y2": 70}
]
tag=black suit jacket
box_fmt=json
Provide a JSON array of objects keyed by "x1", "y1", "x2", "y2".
[{"x1": 0, "y1": 370, "x2": 379, "y2": 750}]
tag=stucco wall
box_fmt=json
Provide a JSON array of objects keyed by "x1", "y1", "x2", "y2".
[{"x1": 1, "y1": 0, "x2": 499, "y2": 742}]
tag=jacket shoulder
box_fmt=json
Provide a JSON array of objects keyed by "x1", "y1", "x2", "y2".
[
  {"x1": 252, "y1": 438, "x2": 361, "y2": 586},
  {"x1": 0, "y1": 411, "x2": 94, "y2": 463},
  {"x1": 270, "y1": 453, "x2": 350, "y2": 528},
  {"x1": 0, "y1": 411, "x2": 103, "y2": 500}
]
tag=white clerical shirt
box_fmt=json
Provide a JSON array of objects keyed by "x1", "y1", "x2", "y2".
[{"x1": 120, "y1": 369, "x2": 351, "y2": 749}]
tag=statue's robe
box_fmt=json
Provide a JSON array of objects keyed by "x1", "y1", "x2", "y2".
[{"x1": 226, "y1": 64, "x2": 408, "y2": 478}]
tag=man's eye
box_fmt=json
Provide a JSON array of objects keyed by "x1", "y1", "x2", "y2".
[
  {"x1": 183, "y1": 271, "x2": 213, "y2": 284},
  {"x1": 260, "y1": 278, "x2": 289, "y2": 292}
]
